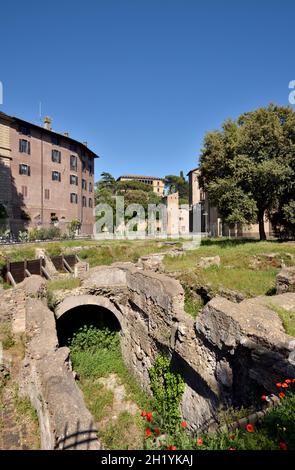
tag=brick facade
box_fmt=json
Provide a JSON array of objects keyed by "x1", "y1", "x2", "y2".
[{"x1": 0, "y1": 112, "x2": 98, "y2": 235}]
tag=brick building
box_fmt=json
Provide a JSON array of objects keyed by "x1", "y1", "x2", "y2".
[{"x1": 0, "y1": 112, "x2": 98, "y2": 236}]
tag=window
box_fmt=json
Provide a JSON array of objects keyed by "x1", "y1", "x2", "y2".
[
  {"x1": 89, "y1": 198, "x2": 93, "y2": 208},
  {"x1": 19, "y1": 125, "x2": 30, "y2": 136},
  {"x1": 89, "y1": 182, "x2": 93, "y2": 193},
  {"x1": 52, "y1": 150, "x2": 61, "y2": 163},
  {"x1": 82, "y1": 158, "x2": 86, "y2": 172},
  {"x1": 44, "y1": 189, "x2": 50, "y2": 200},
  {"x1": 19, "y1": 164, "x2": 30, "y2": 176},
  {"x1": 70, "y1": 193, "x2": 78, "y2": 204},
  {"x1": 51, "y1": 213, "x2": 59, "y2": 224},
  {"x1": 69, "y1": 142, "x2": 77, "y2": 152},
  {"x1": 70, "y1": 175, "x2": 78, "y2": 185},
  {"x1": 89, "y1": 162, "x2": 93, "y2": 175},
  {"x1": 21, "y1": 186, "x2": 28, "y2": 197},
  {"x1": 70, "y1": 155, "x2": 77, "y2": 171},
  {"x1": 82, "y1": 179, "x2": 87, "y2": 190},
  {"x1": 52, "y1": 171, "x2": 61, "y2": 182},
  {"x1": 51, "y1": 135, "x2": 60, "y2": 146},
  {"x1": 82, "y1": 195, "x2": 87, "y2": 207},
  {"x1": 19, "y1": 139, "x2": 30, "y2": 154}
]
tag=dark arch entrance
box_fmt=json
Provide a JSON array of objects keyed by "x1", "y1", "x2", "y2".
[{"x1": 56, "y1": 304, "x2": 121, "y2": 347}]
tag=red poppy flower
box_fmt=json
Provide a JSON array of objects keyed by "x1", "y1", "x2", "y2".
[
  {"x1": 141, "y1": 411, "x2": 147, "y2": 417},
  {"x1": 167, "y1": 445, "x2": 177, "y2": 450},
  {"x1": 279, "y1": 442, "x2": 288, "y2": 451},
  {"x1": 246, "y1": 424, "x2": 254, "y2": 433},
  {"x1": 279, "y1": 392, "x2": 286, "y2": 398},
  {"x1": 146, "y1": 412, "x2": 153, "y2": 422},
  {"x1": 285, "y1": 379, "x2": 291, "y2": 384},
  {"x1": 261, "y1": 395, "x2": 267, "y2": 401},
  {"x1": 145, "y1": 427, "x2": 152, "y2": 437},
  {"x1": 276, "y1": 383, "x2": 282, "y2": 388},
  {"x1": 181, "y1": 421, "x2": 187, "y2": 428},
  {"x1": 229, "y1": 447, "x2": 236, "y2": 451},
  {"x1": 282, "y1": 383, "x2": 288, "y2": 388},
  {"x1": 229, "y1": 434, "x2": 235, "y2": 441},
  {"x1": 155, "y1": 427, "x2": 161, "y2": 436},
  {"x1": 196, "y1": 438, "x2": 203, "y2": 446}
]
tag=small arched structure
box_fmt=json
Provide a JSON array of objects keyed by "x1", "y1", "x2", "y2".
[
  {"x1": 55, "y1": 295, "x2": 123, "y2": 347},
  {"x1": 55, "y1": 294, "x2": 123, "y2": 325}
]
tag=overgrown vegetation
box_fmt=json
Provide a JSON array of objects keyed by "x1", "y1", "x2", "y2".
[
  {"x1": 149, "y1": 355, "x2": 185, "y2": 433},
  {"x1": 143, "y1": 376, "x2": 295, "y2": 450},
  {"x1": 182, "y1": 285, "x2": 204, "y2": 318},
  {"x1": 47, "y1": 277, "x2": 81, "y2": 292},
  {"x1": 270, "y1": 304, "x2": 295, "y2": 337},
  {"x1": 165, "y1": 239, "x2": 295, "y2": 298},
  {"x1": 0, "y1": 323, "x2": 14, "y2": 350},
  {"x1": 68, "y1": 324, "x2": 151, "y2": 449},
  {"x1": 13, "y1": 386, "x2": 38, "y2": 425}
]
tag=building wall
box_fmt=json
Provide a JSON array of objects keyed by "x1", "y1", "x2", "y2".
[
  {"x1": 152, "y1": 179, "x2": 165, "y2": 196},
  {"x1": 188, "y1": 168, "x2": 273, "y2": 238},
  {"x1": 119, "y1": 176, "x2": 165, "y2": 196},
  {"x1": 164, "y1": 192, "x2": 189, "y2": 236},
  {"x1": 0, "y1": 115, "x2": 95, "y2": 235}
]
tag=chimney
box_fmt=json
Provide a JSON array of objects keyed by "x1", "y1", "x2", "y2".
[
  {"x1": 63, "y1": 132, "x2": 69, "y2": 137},
  {"x1": 43, "y1": 116, "x2": 52, "y2": 130},
  {"x1": 83, "y1": 141, "x2": 88, "y2": 147}
]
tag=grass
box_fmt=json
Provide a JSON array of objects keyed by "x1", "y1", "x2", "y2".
[
  {"x1": 71, "y1": 346, "x2": 150, "y2": 410},
  {"x1": 77, "y1": 379, "x2": 114, "y2": 422},
  {"x1": 165, "y1": 239, "x2": 295, "y2": 298},
  {"x1": 0, "y1": 239, "x2": 179, "y2": 273},
  {"x1": 77, "y1": 240, "x2": 177, "y2": 268},
  {"x1": 13, "y1": 386, "x2": 38, "y2": 424},
  {"x1": 270, "y1": 304, "x2": 295, "y2": 337},
  {"x1": 182, "y1": 285, "x2": 204, "y2": 318},
  {"x1": 100, "y1": 411, "x2": 144, "y2": 450},
  {"x1": 70, "y1": 329, "x2": 152, "y2": 449},
  {"x1": 47, "y1": 277, "x2": 81, "y2": 291},
  {"x1": 0, "y1": 247, "x2": 36, "y2": 263},
  {"x1": 0, "y1": 323, "x2": 15, "y2": 349}
]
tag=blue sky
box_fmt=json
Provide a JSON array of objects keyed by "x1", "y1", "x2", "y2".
[{"x1": 0, "y1": 0, "x2": 294, "y2": 181}]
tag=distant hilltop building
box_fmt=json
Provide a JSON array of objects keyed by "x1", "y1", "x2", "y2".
[
  {"x1": 0, "y1": 112, "x2": 98, "y2": 235},
  {"x1": 117, "y1": 175, "x2": 165, "y2": 197},
  {"x1": 187, "y1": 167, "x2": 273, "y2": 238}
]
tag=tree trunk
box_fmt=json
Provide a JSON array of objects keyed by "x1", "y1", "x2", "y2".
[{"x1": 258, "y1": 210, "x2": 266, "y2": 241}]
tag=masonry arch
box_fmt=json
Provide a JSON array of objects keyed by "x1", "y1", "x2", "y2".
[{"x1": 55, "y1": 295, "x2": 123, "y2": 347}]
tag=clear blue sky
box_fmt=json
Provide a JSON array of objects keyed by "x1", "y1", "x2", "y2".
[{"x1": 0, "y1": 0, "x2": 294, "y2": 182}]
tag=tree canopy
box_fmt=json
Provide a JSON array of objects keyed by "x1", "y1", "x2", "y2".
[
  {"x1": 95, "y1": 173, "x2": 163, "y2": 226},
  {"x1": 164, "y1": 173, "x2": 189, "y2": 204},
  {"x1": 199, "y1": 104, "x2": 295, "y2": 239}
]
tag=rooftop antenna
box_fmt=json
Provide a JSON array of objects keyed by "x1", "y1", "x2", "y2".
[{"x1": 39, "y1": 101, "x2": 42, "y2": 125}]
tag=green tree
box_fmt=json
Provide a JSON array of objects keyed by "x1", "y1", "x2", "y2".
[
  {"x1": 165, "y1": 173, "x2": 189, "y2": 204},
  {"x1": 98, "y1": 172, "x2": 116, "y2": 191},
  {"x1": 199, "y1": 104, "x2": 295, "y2": 240},
  {"x1": 95, "y1": 173, "x2": 163, "y2": 229}
]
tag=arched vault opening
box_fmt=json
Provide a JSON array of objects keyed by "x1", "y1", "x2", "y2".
[{"x1": 55, "y1": 295, "x2": 122, "y2": 347}]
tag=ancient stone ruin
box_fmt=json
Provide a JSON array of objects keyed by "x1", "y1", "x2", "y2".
[{"x1": 1, "y1": 262, "x2": 295, "y2": 448}]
